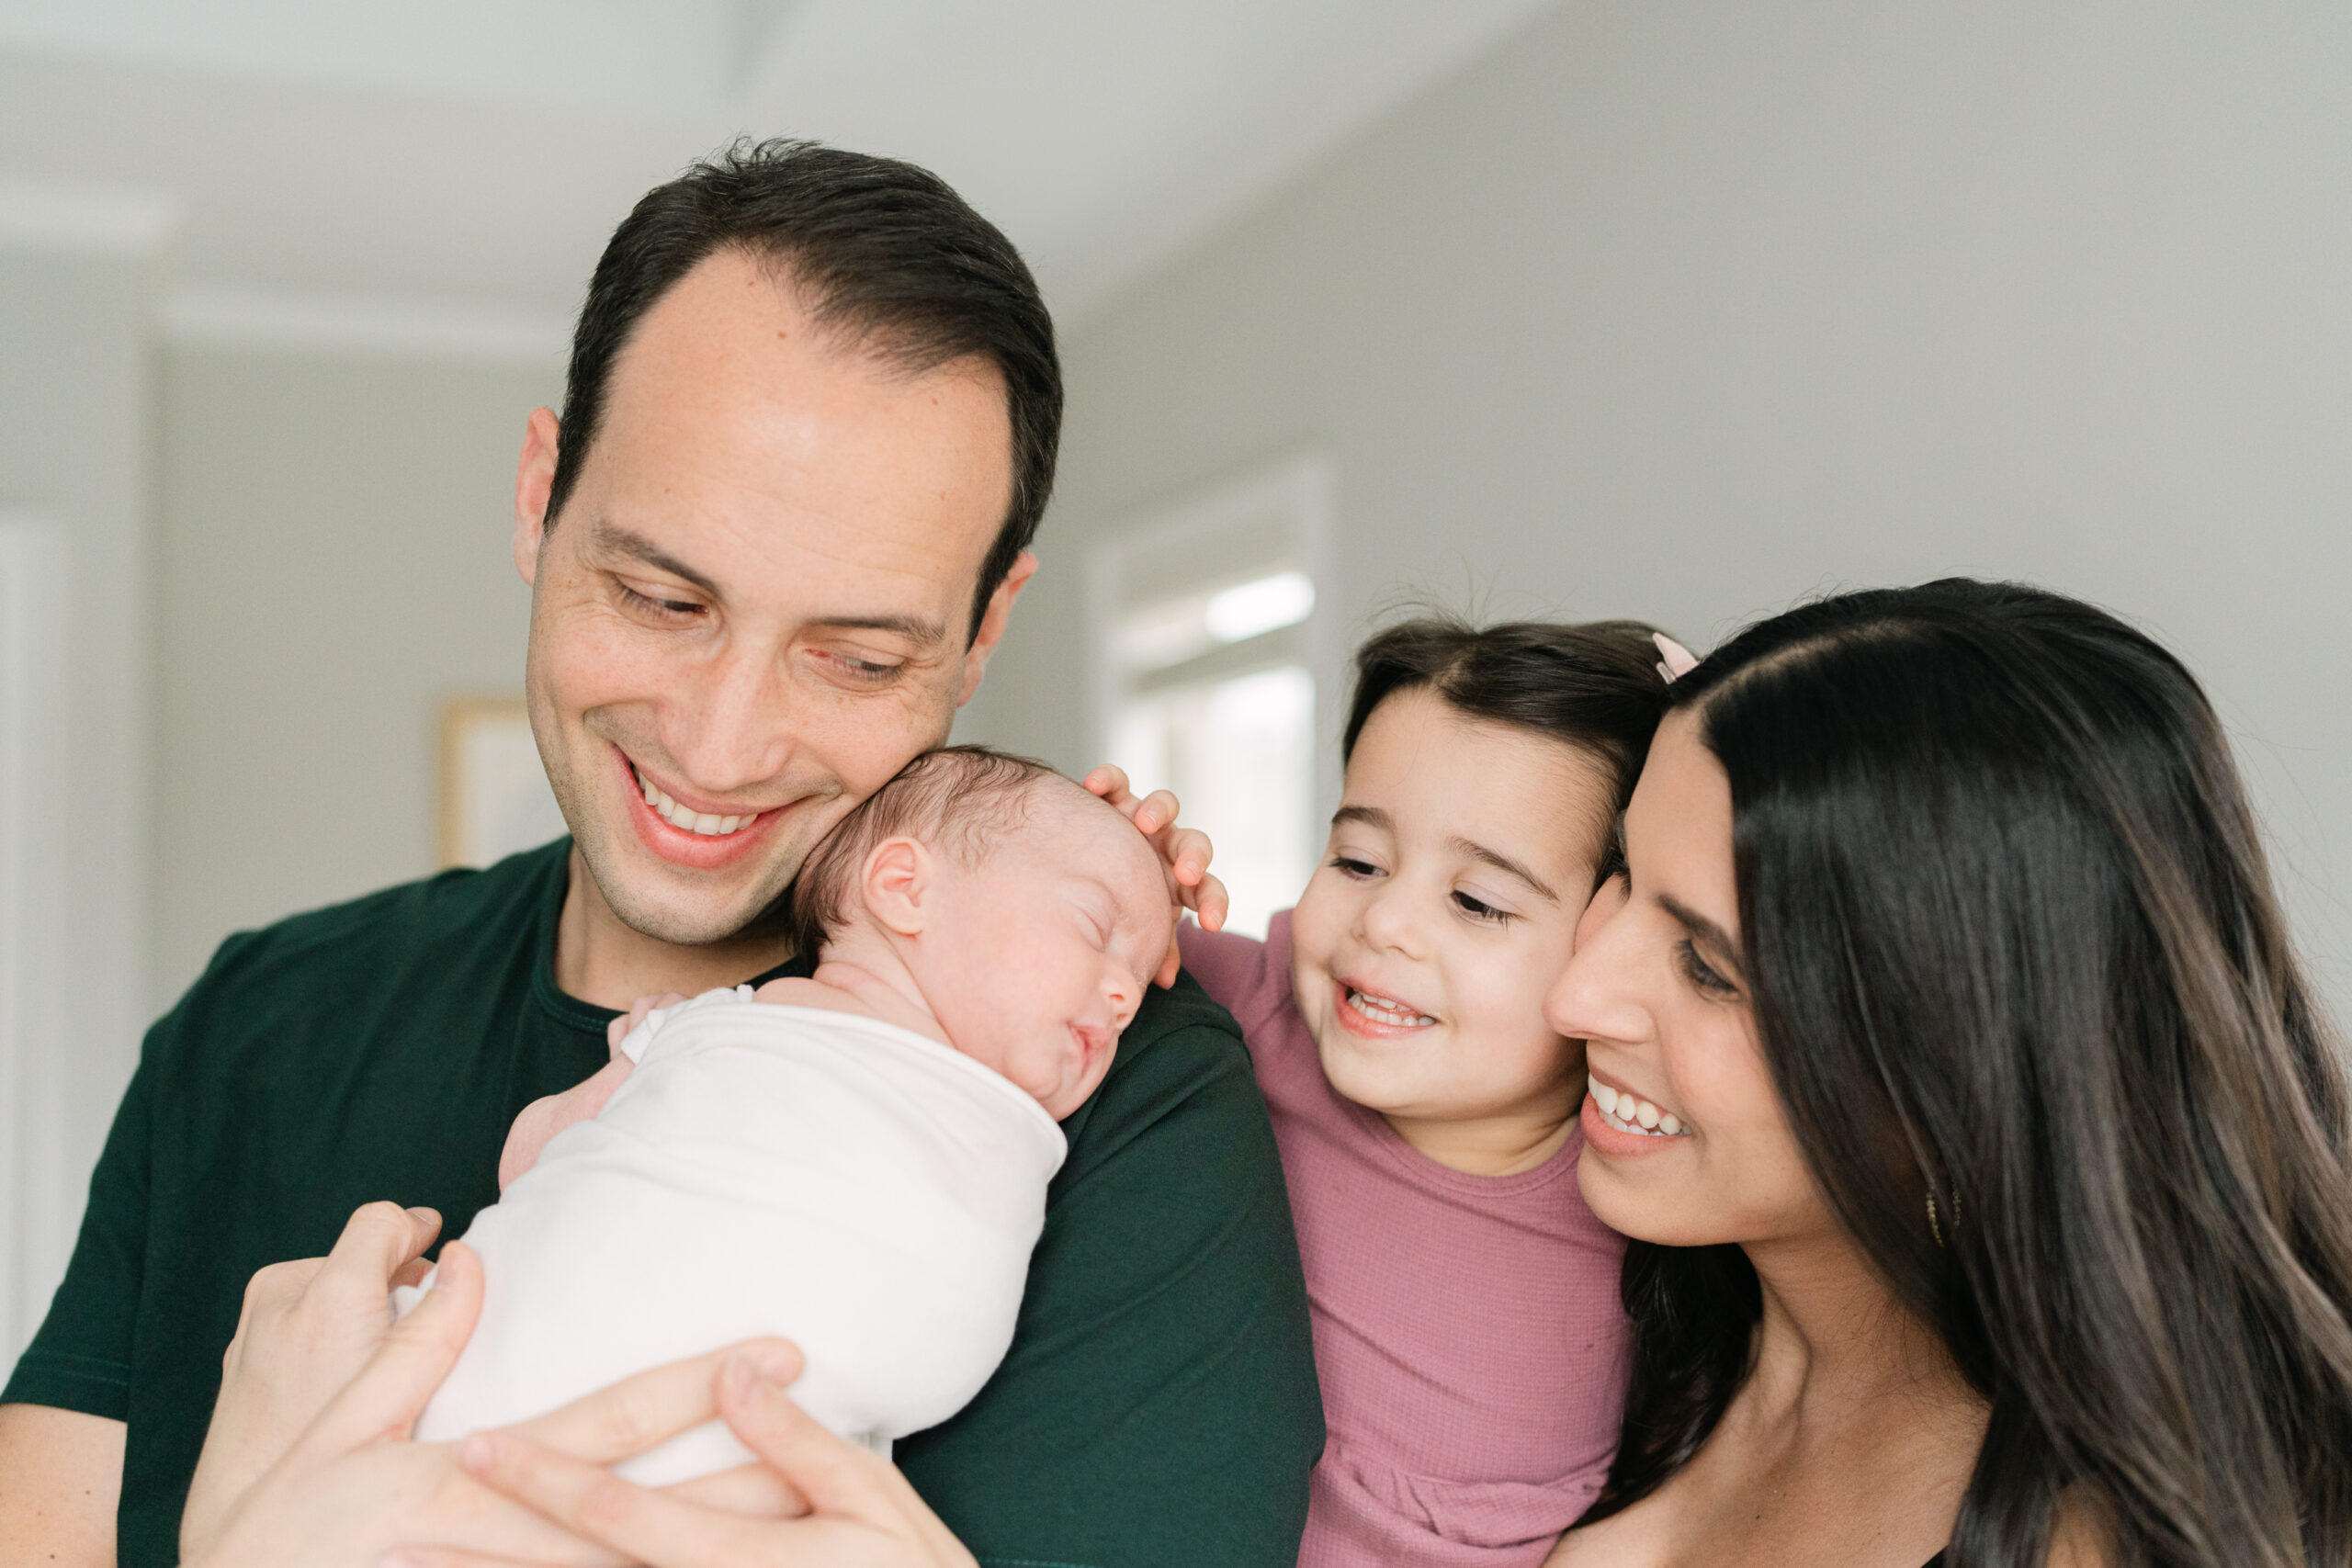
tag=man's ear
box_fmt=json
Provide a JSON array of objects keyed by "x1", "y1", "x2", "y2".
[
  {"x1": 513, "y1": 407, "x2": 561, "y2": 589},
  {"x1": 956, "y1": 550, "x2": 1039, "y2": 707},
  {"x1": 860, "y1": 837, "x2": 936, "y2": 937}
]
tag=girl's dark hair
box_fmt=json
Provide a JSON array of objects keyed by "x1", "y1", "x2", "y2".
[
  {"x1": 1587, "y1": 579, "x2": 2352, "y2": 1568},
  {"x1": 1345, "y1": 615, "x2": 1674, "y2": 877}
]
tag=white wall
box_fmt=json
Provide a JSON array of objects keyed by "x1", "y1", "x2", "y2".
[
  {"x1": 0, "y1": 244, "x2": 155, "y2": 1347},
  {"x1": 153, "y1": 345, "x2": 559, "y2": 1006},
  {"x1": 961, "y1": 0, "x2": 2352, "y2": 1021}
]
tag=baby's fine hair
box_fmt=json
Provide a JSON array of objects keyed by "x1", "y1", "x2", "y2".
[
  {"x1": 786, "y1": 745, "x2": 1064, "y2": 957},
  {"x1": 1345, "y1": 615, "x2": 1676, "y2": 880}
]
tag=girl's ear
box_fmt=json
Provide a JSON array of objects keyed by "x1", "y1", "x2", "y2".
[{"x1": 860, "y1": 836, "x2": 934, "y2": 936}]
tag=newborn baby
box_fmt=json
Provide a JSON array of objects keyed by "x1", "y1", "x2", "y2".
[{"x1": 400, "y1": 747, "x2": 1175, "y2": 1482}]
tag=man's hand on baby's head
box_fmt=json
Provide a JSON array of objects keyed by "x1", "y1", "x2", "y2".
[
  {"x1": 609, "y1": 992, "x2": 691, "y2": 1057},
  {"x1": 1083, "y1": 764, "x2": 1229, "y2": 987}
]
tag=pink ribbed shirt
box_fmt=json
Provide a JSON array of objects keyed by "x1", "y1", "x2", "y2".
[{"x1": 1182, "y1": 912, "x2": 1631, "y2": 1568}]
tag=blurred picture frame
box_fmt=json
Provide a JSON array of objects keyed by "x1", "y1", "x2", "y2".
[{"x1": 436, "y1": 696, "x2": 569, "y2": 869}]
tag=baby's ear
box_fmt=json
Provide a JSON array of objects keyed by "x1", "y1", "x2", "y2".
[{"x1": 860, "y1": 836, "x2": 935, "y2": 936}]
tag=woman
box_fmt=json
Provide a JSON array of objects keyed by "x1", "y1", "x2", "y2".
[
  {"x1": 1549, "y1": 580, "x2": 2352, "y2": 1565},
  {"x1": 190, "y1": 579, "x2": 2352, "y2": 1568}
]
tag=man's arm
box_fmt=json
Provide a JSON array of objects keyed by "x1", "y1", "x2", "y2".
[
  {"x1": 0, "y1": 1404, "x2": 123, "y2": 1567},
  {"x1": 894, "y1": 976, "x2": 1323, "y2": 1568}
]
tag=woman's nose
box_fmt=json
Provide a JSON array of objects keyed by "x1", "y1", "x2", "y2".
[{"x1": 1544, "y1": 904, "x2": 1646, "y2": 1045}]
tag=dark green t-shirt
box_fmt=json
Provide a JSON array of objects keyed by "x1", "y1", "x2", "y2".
[{"x1": 4, "y1": 840, "x2": 1322, "y2": 1567}]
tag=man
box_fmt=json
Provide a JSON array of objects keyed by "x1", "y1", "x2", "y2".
[{"x1": 0, "y1": 141, "x2": 1322, "y2": 1567}]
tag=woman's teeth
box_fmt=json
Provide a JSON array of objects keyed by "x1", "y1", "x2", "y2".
[
  {"x1": 1589, "y1": 1076, "x2": 1690, "y2": 1138},
  {"x1": 1346, "y1": 987, "x2": 1436, "y2": 1028},
  {"x1": 636, "y1": 768, "x2": 759, "y2": 837}
]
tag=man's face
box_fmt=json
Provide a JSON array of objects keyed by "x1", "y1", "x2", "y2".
[{"x1": 513, "y1": 247, "x2": 1029, "y2": 947}]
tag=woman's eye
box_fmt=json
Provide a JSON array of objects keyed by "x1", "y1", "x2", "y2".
[
  {"x1": 1329, "y1": 855, "x2": 1380, "y2": 879},
  {"x1": 1451, "y1": 890, "x2": 1514, "y2": 925},
  {"x1": 1675, "y1": 938, "x2": 1739, "y2": 998}
]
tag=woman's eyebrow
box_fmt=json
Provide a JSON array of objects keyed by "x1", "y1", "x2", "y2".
[
  {"x1": 1448, "y1": 838, "x2": 1559, "y2": 903},
  {"x1": 1331, "y1": 805, "x2": 1392, "y2": 831},
  {"x1": 1657, "y1": 893, "x2": 1744, "y2": 970}
]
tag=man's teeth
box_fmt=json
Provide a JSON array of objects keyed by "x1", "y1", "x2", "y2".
[
  {"x1": 1346, "y1": 987, "x2": 1436, "y2": 1028},
  {"x1": 635, "y1": 769, "x2": 759, "y2": 837},
  {"x1": 1589, "y1": 1076, "x2": 1690, "y2": 1138}
]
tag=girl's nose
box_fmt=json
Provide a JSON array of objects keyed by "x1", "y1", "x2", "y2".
[{"x1": 1355, "y1": 879, "x2": 1425, "y2": 958}]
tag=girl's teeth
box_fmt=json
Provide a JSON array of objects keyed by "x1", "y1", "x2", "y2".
[
  {"x1": 1634, "y1": 1100, "x2": 1660, "y2": 1130},
  {"x1": 1659, "y1": 1113, "x2": 1681, "y2": 1135},
  {"x1": 1348, "y1": 988, "x2": 1435, "y2": 1027}
]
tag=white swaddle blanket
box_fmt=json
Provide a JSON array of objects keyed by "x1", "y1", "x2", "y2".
[{"x1": 402, "y1": 987, "x2": 1066, "y2": 1483}]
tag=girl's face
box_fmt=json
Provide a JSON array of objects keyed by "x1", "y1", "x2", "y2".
[
  {"x1": 1544, "y1": 713, "x2": 1830, "y2": 1247},
  {"x1": 1288, "y1": 688, "x2": 1611, "y2": 1167}
]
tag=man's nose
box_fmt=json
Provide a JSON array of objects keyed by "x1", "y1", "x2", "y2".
[{"x1": 661, "y1": 645, "x2": 796, "y2": 794}]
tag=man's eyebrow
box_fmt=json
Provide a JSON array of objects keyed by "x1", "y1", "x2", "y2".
[
  {"x1": 592, "y1": 520, "x2": 721, "y2": 600},
  {"x1": 1331, "y1": 805, "x2": 1393, "y2": 831},
  {"x1": 1449, "y1": 838, "x2": 1560, "y2": 903},
  {"x1": 593, "y1": 520, "x2": 947, "y2": 646},
  {"x1": 1658, "y1": 893, "x2": 1744, "y2": 973},
  {"x1": 805, "y1": 612, "x2": 949, "y2": 647}
]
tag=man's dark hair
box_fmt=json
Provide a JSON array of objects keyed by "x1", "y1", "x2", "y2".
[
  {"x1": 1343, "y1": 615, "x2": 1674, "y2": 880},
  {"x1": 548, "y1": 138, "x2": 1061, "y2": 641}
]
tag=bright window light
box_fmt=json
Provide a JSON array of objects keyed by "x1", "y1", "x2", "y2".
[{"x1": 1204, "y1": 570, "x2": 1315, "y2": 644}]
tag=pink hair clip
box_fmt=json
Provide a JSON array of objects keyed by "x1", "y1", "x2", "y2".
[{"x1": 1653, "y1": 633, "x2": 1700, "y2": 685}]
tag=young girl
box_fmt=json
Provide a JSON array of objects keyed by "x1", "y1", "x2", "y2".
[{"x1": 1178, "y1": 616, "x2": 1675, "y2": 1568}]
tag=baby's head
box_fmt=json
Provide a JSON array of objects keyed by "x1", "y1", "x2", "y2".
[
  {"x1": 786, "y1": 747, "x2": 1174, "y2": 1118},
  {"x1": 1288, "y1": 616, "x2": 1671, "y2": 1164}
]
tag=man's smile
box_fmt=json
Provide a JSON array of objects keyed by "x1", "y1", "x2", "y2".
[{"x1": 615, "y1": 746, "x2": 792, "y2": 871}]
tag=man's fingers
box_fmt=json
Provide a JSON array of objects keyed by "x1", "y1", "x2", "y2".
[
  {"x1": 713, "y1": 1357, "x2": 894, "y2": 1522},
  {"x1": 509, "y1": 1338, "x2": 802, "y2": 1466},
  {"x1": 303, "y1": 1240, "x2": 484, "y2": 1452},
  {"x1": 661, "y1": 1459, "x2": 809, "y2": 1519},
  {"x1": 380, "y1": 1550, "x2": 540, "y2": 1568},
  {"x1": 458, "y1": 1430, "x2": 771, "y2": 1568},
  {"x1": 321, "y1": 1201, "x2": 441, "y2": 1297}
]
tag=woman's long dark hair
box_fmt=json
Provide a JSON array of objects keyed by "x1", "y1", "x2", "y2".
[{"x1": 1584, "y1": 580, "x2": 2352, "y2": 1566}]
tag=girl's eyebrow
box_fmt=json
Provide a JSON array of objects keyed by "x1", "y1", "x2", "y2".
[
  {"x1": 1331, "y1": 805, "x2": 1392, "y2": 831},
  {"x1": 1448, "y1": 839, "x2": 1558, "y2": 903},
  {"x1": 1657, "y1": 893, "x2": 1745, "y2": 974}
]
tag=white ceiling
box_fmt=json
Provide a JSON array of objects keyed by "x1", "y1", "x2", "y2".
[{"x1": 0, "y1": 0, "x2": 1561, "y2": 351}]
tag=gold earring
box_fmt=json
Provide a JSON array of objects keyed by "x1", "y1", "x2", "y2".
[{"x1": 1927, "y1": 1190, "x2": 1945, "y2": 1249}]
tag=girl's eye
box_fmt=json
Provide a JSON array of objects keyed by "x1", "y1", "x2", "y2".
[
  {"x1": 1451, "y1": 889, "x2": 1515, "y2": 925},
  {"x1": 617, "y1": 582, "x2": 704, "y2": 621},
  {"x1": 1329, "y1": 854, "x2": 1381, "y2": 879},
  {"x1": 1675, "y1": 938, "x2": 1739, "y2": 999}
]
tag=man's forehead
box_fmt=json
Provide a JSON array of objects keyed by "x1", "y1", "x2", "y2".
[{"x1": 577, "y1": 250, "x2": 1012, "y2": 614}]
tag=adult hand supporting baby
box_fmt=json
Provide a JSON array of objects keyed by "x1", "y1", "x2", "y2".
[
  {"x1": 182, "y1": 1199, "x2": 448, "y2": 1557},
  {"x1": 1083, "y1": 762, "x2": 1230, "y2": 986},
  {"x1": 397, "y1": 1355, "x2": 979, "y2": 1568},
  {"x1": 185, "y1": 1203, "x2": 808, "y2": 1568}
]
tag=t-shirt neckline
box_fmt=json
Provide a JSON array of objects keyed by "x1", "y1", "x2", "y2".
[{"x1": 524, "y1": 840, "x2": 809, "y2": 1037}]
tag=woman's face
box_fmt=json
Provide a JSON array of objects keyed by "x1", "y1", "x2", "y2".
[{"x1": 1546, "y1": 712, "x2": 1833, "y2": 1247}]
